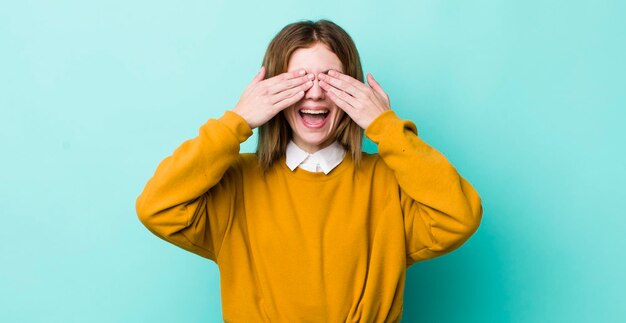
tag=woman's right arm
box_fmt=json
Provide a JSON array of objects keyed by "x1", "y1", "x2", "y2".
[
  {"x1": 135, "y1": 111, "x2": 252, "y2": 262},
  {"x1": 135, "y1": 67, "x2": 314, "y2": 262}
]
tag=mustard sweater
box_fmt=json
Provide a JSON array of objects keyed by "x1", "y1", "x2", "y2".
[{"x1": 136, "y1": 110, "x2": 483, "y2": 322}]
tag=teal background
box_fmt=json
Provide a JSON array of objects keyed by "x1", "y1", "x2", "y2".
[{"x1": 2, "y1": 0, "x2": 625, "y2": 322}]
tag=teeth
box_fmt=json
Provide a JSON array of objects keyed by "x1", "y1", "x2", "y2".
[{"x1": 300, "y1": 109, "x2": 329, "y2": 114}]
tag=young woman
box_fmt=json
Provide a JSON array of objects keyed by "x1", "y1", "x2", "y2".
[{"x1": 136, "y1": 19, "x2": 483, "y2": 322}]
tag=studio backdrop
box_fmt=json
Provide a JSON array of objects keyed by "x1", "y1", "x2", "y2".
[{"x1": 1, "y1": 0, "x2": 624, "y2": 322}]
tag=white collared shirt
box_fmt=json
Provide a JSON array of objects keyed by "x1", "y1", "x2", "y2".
[{"x1": 285, "y1": 140, "x2": 346, "y2": 174}]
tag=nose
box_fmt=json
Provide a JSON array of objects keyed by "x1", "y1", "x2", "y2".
[{"x1": 304, "y1": 74, "x2": 325, "y2": 100}]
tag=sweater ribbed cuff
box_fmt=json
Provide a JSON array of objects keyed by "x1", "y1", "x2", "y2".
[
  {"x1": 218, "y1": 110, "x2": 253, "y2": 143},
  {"x1": 364, "y1": 110, "x2": 404, "y2": 144}
]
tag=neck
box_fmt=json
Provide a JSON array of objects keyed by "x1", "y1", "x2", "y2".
[{"x1": 292, "y1": 139, "x2": 336, "y2": 154}]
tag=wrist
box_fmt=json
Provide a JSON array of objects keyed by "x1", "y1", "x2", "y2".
[
  {"x1": 230, "y1": 108, "x2": 258, "y2": 129},
  {"x1": 364, "y1": 110, "x2": 400, "y2": 144},
  {"x1": 220, "y1": 110, "x2": 254, "y2": 142}
]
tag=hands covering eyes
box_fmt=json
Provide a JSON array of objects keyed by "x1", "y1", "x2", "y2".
[
  {"x1": 232, "y1": 66, "x2": 391, "y2": 130},
  {"x1": 318, "y1": 70, "x2": 391, "y2": 129},
  {"x1": 233, "y1": 66, "x2": 314, "y2": 129}
]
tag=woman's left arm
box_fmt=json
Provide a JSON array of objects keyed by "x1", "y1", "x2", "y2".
[{"x1": 320, "y1": 70, "x2": 483, "y2": 267}]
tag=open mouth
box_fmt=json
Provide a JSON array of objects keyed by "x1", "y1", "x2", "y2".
[{"x1": 298, "y1": 109, "x2": 330, "y2": 127}]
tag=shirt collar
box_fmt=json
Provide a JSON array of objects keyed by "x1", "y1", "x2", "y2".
[{"x1": 286, "y1": 140, "x2": 346, "y2": 174}]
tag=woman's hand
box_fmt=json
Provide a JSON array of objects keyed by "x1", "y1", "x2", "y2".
[
  {"x1": 318, "y1": 70, "x2": 391, "y2": 129},
  {"x1": 232, "y1": 66, "x2": 315, "y2": 129}
]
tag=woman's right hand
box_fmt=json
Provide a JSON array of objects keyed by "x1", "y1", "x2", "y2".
[{"x1": 232, "y1": 66, "x2": 315, "y2": 129}]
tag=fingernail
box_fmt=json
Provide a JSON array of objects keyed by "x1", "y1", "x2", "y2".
[
  {"x1": 299, "y1": 70, "x2": 306, "y2": 75},
  {"x1": 307, "y1": 74, "x2": 315, "y2": 80}
]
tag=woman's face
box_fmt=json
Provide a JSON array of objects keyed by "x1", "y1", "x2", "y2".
[{"x1": 283, "y1": 42, "x2": 345, "y2": 153}]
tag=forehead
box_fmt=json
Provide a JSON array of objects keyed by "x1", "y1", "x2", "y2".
[{"x1": 287, "y1": 43, "x2": 343, "y2": 73}]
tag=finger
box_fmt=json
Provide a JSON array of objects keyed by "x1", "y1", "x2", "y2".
[
  {"x1": 318, "y1": 70, "x2": 362, "y2": 97},
  {"x1": 319, "y1": 80, "x2": 360, "y2": 108},
  {"x1": 320, "y1": 81, "x2": 358, "y2": 112},
  {"x1": 265, "y1": 69, "x2": 307, "y2": 88},
  {"x1": 267, "y1": 73, "x2": 314, "y2": 95},
  {"x1": 328, "y1": 70, "x2": 369, "y2": 91},
  {"x1": 366, "y1": 73, "x2": 389, "y2": 100},
  {"x1": 245, "y1": 66, "x2": 266, "y2": 91},
  {"x1": 273, "y1": 89, "x2": 305, "y2": 111},
  {"x1": 253, "y1": 66, "x2": 266, "y2": 83},
  {"x1": 270, "y1": 79, "x2": 313, "y2": 104}
]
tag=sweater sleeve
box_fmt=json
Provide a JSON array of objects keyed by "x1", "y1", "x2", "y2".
[
  {"x1": 365, "y1": 110, "x2": 483, "y2": 267},
  {"x1": 135, "y1": 110, "x2": 253, "y2": 263}
]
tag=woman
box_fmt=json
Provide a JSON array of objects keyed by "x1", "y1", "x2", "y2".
[{"x1": 136, "y1": 19, "x2": 482, "y2": 322}]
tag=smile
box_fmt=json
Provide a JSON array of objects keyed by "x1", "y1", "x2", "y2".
[{"x1": 298, "y1": 109, "x2": 330, "y2": 128}]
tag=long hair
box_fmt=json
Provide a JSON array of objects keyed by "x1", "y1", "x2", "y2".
[{"x1": 257, "y1": 19, "x2": 364, "y2": 171}]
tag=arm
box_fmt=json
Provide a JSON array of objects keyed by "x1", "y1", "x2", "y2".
[
  {"x1": 365, "y1": 110, "x2": 483, "y2": 266},
  {"x1": 136, "y1": 67, "x2": 312, "y2": 262},
  {"x1": 313, "y1": 69, "x2": 482, "y2": 265},
  {"x1": 135, "y1": 111, "x2": 253, "y2": 262}
]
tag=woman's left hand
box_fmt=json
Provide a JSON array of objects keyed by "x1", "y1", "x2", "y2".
[{"x1": 318, "y1": 70, "x2": 391, "y2": 129}]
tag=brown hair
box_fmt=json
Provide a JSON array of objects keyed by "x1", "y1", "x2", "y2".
[{"x1": 257, "y1": 19, "x2": 364, "y2": 171}]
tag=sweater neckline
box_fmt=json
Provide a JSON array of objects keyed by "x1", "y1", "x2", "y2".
[{"x1": 278, "y1": 152, "x2": 353, "y2": 181}]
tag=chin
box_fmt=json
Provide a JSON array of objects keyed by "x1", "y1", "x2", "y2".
[{"x1": 298, "y1": 133, "x2": 333, "y2": 148}]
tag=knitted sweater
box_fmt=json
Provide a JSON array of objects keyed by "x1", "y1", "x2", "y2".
[{"x1": 136, "y1": 110, "x2": 483, "y2": 322}]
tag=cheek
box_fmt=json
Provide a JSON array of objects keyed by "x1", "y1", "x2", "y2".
[{"x1": 282, "y1": 106, "x2": 297, "y2": 122}]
